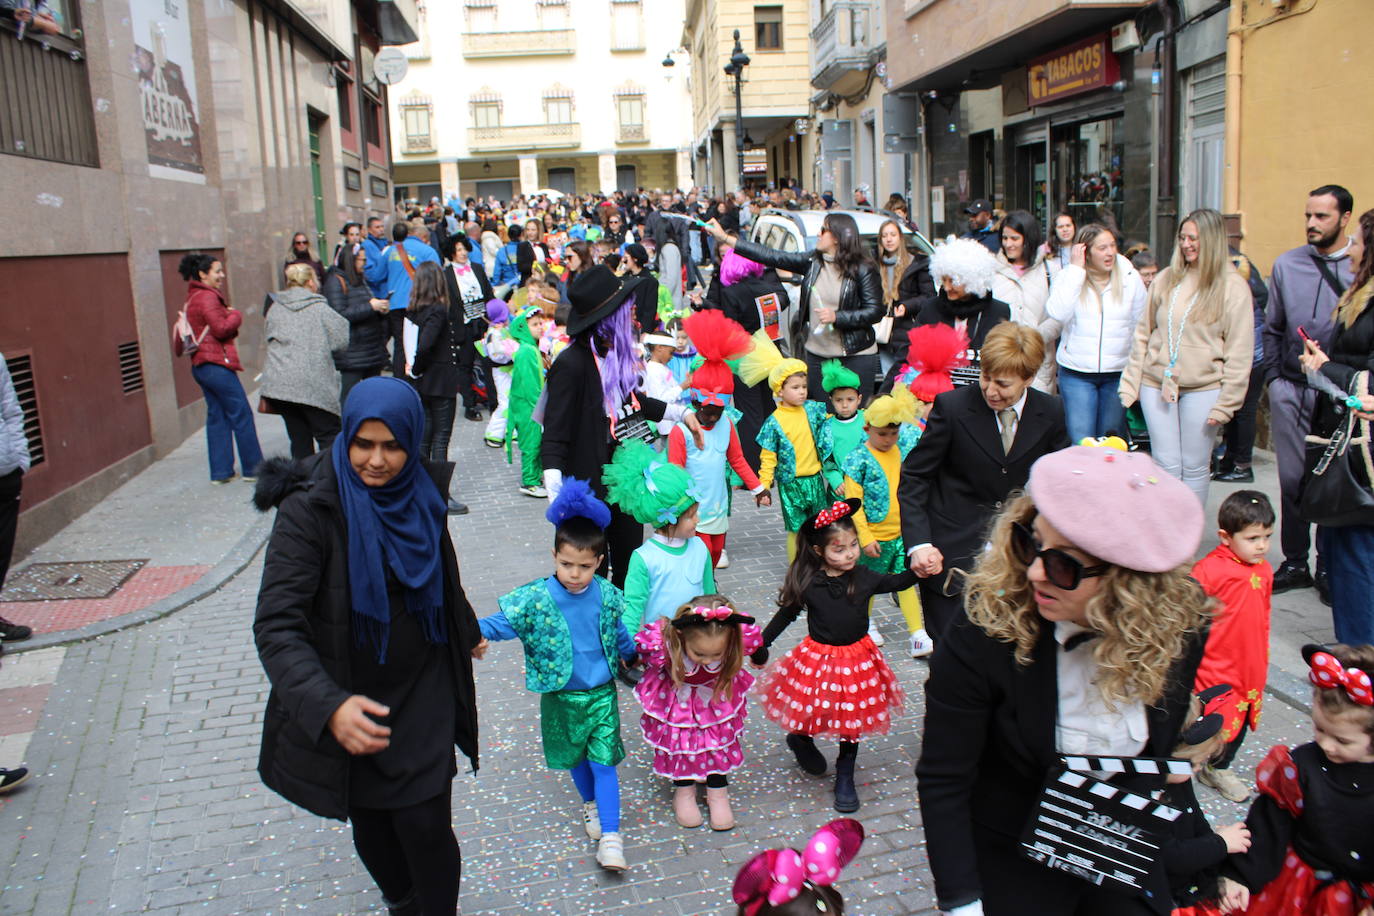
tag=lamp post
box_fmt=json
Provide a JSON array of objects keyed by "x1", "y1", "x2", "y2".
[{"x1": 723, "y1": 28, "x2": 750, "y2": 192}]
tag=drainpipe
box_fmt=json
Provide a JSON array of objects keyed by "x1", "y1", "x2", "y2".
[
  {"x1": 1156, "y1": 0, "x2": 1178, "y2": 258},
  {"x1": 1223, "y1": 0, "x2": 1242, "y2": 218}
]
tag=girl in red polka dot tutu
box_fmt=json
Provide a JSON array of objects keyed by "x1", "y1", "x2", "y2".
[
  {"x1": 751, "y1": 498, "x2": 913, "y2": 814},
  {"x1": 634, "y1": 595, "x2": 762, "y2": 831},
  {"x1": 1217, "y1": 643, "x2": 1374, "y2": 916}
]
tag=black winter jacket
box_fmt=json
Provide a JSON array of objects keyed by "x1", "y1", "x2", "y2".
[
  {"x1": 911, "y1": 290, "x2": 1012, "y2": 352},
  {"x1": 252, "y1": 453, "x2": 480, "y2": 821},
  {"x1": 322, "y1": 268, "x2": 389, "y2": 372},
  {"x1": 702, "y1": 270, "x2": 790, "y2": 335},
  {"x1": 409, "y1": 303, "x2": 462, "y2": 398},
  {"x1": 732, "y1": 238, "x2": 884, "y2": 357}
]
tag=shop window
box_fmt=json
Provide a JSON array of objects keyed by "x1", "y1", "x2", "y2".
[
  {"x1": 754, "y1": 6, "x2": 783, "y2": 51},
  {"x1": 1052, "y1": 116, "x2": 1124, "y2": 231},
  {"x1": 610, "y1": 0, "x2": 643, "y2": 51}
]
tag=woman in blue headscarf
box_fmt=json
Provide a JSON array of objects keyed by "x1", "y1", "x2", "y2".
[{"x1": 253, "y1": 377, "x2": 481, "y2": 916}]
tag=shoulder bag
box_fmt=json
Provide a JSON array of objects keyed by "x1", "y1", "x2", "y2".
[{"x1": 1299, "y1": 370, "x2": 1374, "y2": 527}]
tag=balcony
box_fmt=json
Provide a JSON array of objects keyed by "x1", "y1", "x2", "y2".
[
  {"x1": 615, "y1": 123, "x2": 649, "y2": 144},
  {"x1": 404, "y1": 133, "x2": 435, "y2": 154},
  {"x1": 467, "y1": 122, "x2": 581, "y2": 153},
  {"x1": 461, "y1": 28, "x2": 575, "y2": 58},
  {"x1": 810, "y1": 1, "x2": 877, "y2": 95}
]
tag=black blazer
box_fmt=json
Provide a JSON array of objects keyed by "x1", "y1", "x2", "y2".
[
  {"x1": 916, "y1": 617, "x2": 1207, "y2": 912},
  {"x1": 898, "y1": 384, "x2": 1069, "y2": 567},
  {"x1": 443, "y1": 262, "x2": 495, "y2": 345}
]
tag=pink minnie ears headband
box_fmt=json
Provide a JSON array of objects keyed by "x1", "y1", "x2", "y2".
[
  {"x1": 732, "y1": 819, "x2": 865, "y2": 914},
  {"x1": 670, "y1": 604, "x2": 755, "y2": 630},
  {"x1": 1304, "y1": 644, "x2": 1374, "y2": 706}
]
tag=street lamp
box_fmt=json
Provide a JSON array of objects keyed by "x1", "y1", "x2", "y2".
[{"x1": 723, "y1": 28, "x2": 750, "y2": 192}]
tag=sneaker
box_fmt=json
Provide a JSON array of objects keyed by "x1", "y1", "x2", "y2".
[
  {"x1": 581, "y1": 801, "x2": 602, "y2": 840},
  {"x1": 1212, "y1": 466, "x2": 1254, "y2": 483},
  {"x1": 483, "y1": 437, "x2": 504, "y2": 449},
  {"x1": 715, "y1": 549, "x2": 730, "y2": 569},
  {"x1": 909, "y1": 629, "x2": 934, "y2": 659},
  {"x1": 866, "y1": 622, "x2": 884, "y2": 647},
  {"x1": 464, "y1": 407, "x2": 484, "y2": 422},
  {"x1": 519, "y1": 484, "x2": 548, "y2": 498},
  {"x1": 1199, "y1": 765, "x2": 1251, "y2": 803},
  {"x1": 241, "y1": 475, "x2": 257, "y2": 483},
  {"x1": 0, "y1": 767, "x2": 31, "y2": 794},
  {"x1": 1272, "y1": 562, "x2": 1314, "y2": 594},
  {"x1": 0, "y1": 617, "x2": 32, "y2": 642},
  {"x1": 210, "y1": 475, "x2": 236, "y2": 485},
  {"x1": 596, "y1": 832, "x2": 627, "y2": 872},
  {"x1": 446, "y1": 499, "x2": 470, "y2": 516}
]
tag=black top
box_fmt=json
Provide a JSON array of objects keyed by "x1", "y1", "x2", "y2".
[
  {"x1": 702, "y1": 270, "x2": 790, "y2": 335},
  {"x1": 1313, "y1": 288, "x2": 1374, "y2": 439},
  {"x1": 1157, "y1": 780, "x2": 1228, "y2": 907},
  {"x1": 911, "y1": 290, "x2": 1012, "y2": 357},
  {"x1": 322, "y1": 268, "x2": 389, "y2": 372},
  {"x1": 885, "y1": 255, "x2": 937, "y2": 355},
  {"x1": 1225, "y1": 742, "x2": 1374, "y2": 890},
  {"x1": 758, "y1": 567, "x2": 918, "y2": 650},
  {"x1": 409, "y1": 302, "x2": 462, "y2": 398},
  {"x1": 348, "y1": 580, "x2": 458, "y2": 809}
]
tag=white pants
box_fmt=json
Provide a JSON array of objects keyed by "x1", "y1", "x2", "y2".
[
  {"x1": 1137, "y1": 384, "x2": 1221, "y2": 505},
  {"x1": 485, "y1": 368, "x2": 512, "y2": 441}
]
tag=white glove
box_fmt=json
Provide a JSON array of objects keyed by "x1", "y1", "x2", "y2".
[{"x1": 542, "y1": 468, "x2": 564, "y2": 502}]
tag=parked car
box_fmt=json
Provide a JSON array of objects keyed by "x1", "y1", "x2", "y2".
[{"x1": 746, "y1": 209, "x2": 935, "y2": 352}]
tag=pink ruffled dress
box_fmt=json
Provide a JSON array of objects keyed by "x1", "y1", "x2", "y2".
[{"x1": 633, "y1": 618, "x2": 763, "y2": 781}]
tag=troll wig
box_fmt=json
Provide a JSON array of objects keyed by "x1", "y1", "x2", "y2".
[
  {"x1": 685, "y1": 309, "x2": 752, "y2": 398},
  {"x1": 738, "y1": 329, "x2": 807, "y2": 395}
]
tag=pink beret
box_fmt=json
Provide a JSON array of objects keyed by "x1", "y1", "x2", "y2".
[{"x1": 1026, "y1": 446, "x2": 1202, "y2": 573}]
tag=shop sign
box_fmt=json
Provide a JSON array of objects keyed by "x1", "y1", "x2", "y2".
[
  {"x1": 129, "y1": 0, "x2": 205, "y2": 183},
  {"x1": 1027, "y1": 34, "x2": 1119, "y2": 107}
]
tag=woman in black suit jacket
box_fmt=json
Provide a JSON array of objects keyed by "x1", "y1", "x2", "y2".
[
  {"x1": 916, "y1": 444, "x2": 1213, "y2": 916},
  {"x1": 442, "y1": 236, "x2": 496, "y2": 421},
  {"x1": 898, "y1": 322, "x2": 1070, "y2": 642}
]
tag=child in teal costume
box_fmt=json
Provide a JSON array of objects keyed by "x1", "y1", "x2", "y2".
[
  {"x1": 474, "y1": 480, "x2": 637, "y2": 872},
  {"x1": 820, "y1": 359, "x2": 867, "y2": 493},
  {"x1": 507, "y1": 306, "x2": 549, "y2": 496}
]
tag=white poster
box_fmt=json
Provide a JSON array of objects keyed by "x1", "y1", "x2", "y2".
[{"x1": 129, "y1": 0, "x2": 205, "y2": 184}]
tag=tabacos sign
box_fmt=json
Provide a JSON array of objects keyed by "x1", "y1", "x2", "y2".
[{"x1": 1027, "y1": 34, "x2": 1119, "y2": 107}]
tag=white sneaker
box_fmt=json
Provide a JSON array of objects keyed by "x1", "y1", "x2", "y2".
[
  {"x1": 909, "y1": 628, "x2": 935, "y2": 658},
  {"x1": 867, "y1": 622, "x2": 885, "y2": 647},
  {"x1": 596, "y1": 832, "x2": 627, "y2": 872},
  {"x1": 519, "y1": 484, "x2": 548, "y2": 498},
  {"x1": 581, "y1": 801, "x2": 601, "y2": 840},
  {"x1": 716, "y1": 549, "x2": 730, "y2": 569}
]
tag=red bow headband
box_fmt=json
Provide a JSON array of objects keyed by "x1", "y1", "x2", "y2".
[
  {"x1": 732, "y1": 819, "x2": 865, "y2": 914},
  {"x1": 813, "y1": 500, "x2": 856, "y2": 529},
  {"x1": 670, "y1": 605, "x2": 756, "y2": 629},
  {"x1": 1305, "y1": 645, "x2": 1374, "y2": 706}
]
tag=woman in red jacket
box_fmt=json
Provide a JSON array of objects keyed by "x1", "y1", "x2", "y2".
[{"x1": 179, "y1": 253, "x2": 264, "y2": 483}]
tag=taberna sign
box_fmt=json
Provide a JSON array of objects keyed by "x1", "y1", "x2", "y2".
[{"x1": 1027, "y1": 34, "x2": 1120, "y2": 107}]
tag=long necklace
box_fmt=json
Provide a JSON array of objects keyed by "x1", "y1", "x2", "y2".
[{"x1": 1164, "y1": 283, "x2": 1198, "y2": 379}]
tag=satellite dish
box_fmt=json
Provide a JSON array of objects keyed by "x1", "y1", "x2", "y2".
[{"x1": 373, "y1": 47, "x2": 409, "y2": 86}]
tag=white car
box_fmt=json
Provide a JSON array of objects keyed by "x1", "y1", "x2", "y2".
[{"x1": 746, "y1": 209, "x2": 934, "y2": 353}]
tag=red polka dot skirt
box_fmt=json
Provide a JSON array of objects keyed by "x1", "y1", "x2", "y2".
[{"x1": 757, "y1": 635, "x2": 903, "y2": 740}]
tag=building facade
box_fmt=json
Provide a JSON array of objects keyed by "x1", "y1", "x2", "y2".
[
  {"x1": 0, "y1": 0, "x2": 415, "y2": 550},
  {"x1": 388, "y1": 0, "x2": 693, "y2": 203}
]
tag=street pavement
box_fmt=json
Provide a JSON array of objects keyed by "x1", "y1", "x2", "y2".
[{"x1": 0, "y1": 409, "x2": 1336, "y2": 915}]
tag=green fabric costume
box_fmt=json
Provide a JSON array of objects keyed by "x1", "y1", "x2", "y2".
[
  {"x1": 757, "y1": 400, "x2": 834, "y2": 532},
  {"x1": 823, "y1": 410, "x2": 867, "y2": 492},
  {"x1": 507, "y1": 307, "x2": 544, "y2": 487}
]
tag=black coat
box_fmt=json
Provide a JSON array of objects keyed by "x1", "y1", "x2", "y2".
[
  {"x1": 898, "y1": 384, "x2": 1069, "y2": 568},
  {"x1": 408, "y1": 303, "x2": 463, "y2": 398},
  {"x1": 917, "y1": 616, "x2": 1207, "y2": 912},
  {"x1": 1312, "y1": 284, "x2": 1374, "y2": 438},
  {"x1": 251, "y1": 453, "x2": 480, "y2": 821},
  {"x1": 732, "y1": 238, "x2": 884, "y2": 358},
  {"x1": 702, "y1": 270, "x2": 789, "y2": 335},
  {"x1": 442, "y1": 261, "x2": 495, "y2": 346},
  {"x1": 540, "y1": 339, "x2": 669, "y2": 490},
  {"x1": 885, "y1": 254, "x2": 937, "y2": 355},
  {"x1": 322, "y1": 268, "x2": 389, "y2": 372},
  {"x1": 911, "y1": 289, "x2": 1012, "y2": 352}
]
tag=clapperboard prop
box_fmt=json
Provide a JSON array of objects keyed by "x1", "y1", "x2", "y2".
[
  {"x1": 610, "y1": 398, "x2": 658, "y2": 446},
  {"x1": 1020, "y1": 755, "x2": 1192, "y2": 893}
]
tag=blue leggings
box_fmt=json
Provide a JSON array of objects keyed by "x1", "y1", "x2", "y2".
[{"x1": 570, "y1": 760, "x2": 620, "y2": 834}]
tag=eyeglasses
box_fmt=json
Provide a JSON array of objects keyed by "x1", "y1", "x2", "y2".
[{"x1": 1010, "y1": 521, "x2": 1110, "y2": 590}]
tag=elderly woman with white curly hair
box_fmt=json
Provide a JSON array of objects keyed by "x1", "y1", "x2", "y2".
[{"x1": 909, "y1": 238, "x2": 1012, "y2": 384}]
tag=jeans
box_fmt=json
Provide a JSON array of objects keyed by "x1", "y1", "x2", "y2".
[
  {"x1": 1137, "y1": 384, "x2": 1221, "y2": 505},
  {"x1": 419, "y1": 395, "x2": 457, "y2": 462},
  {"x1": 803, "y1": 350, "x2": 880, "y2": 400},
  {"x1": 1318, "y1": 525, "x2": 1374, "y2": 644},
  {"x1": 878, "y1": 348, "x2": 899, "y2": 378},
  {"x1": 191, "y1": 363, "x2": 264, "y2": 481},
  {"x1": 1269, "y1": 377, "x2": 1321, "y2": 568},
  {"x1": 350, "y1": 790, "x2": 460, "y2": 915},
  {"x1": 1057, "y1": 366, "x2": 1127, "y2": 443},
  {"x1": 1220, "y1": 364, "x2": 1267, "y2": 468},
  {"x1": 339, "y1": 368, "x2": 381, "y2": 413},
  {"x1": 274, "y1": 400, "x2": 340, "y2": 460},
  {"x1": 0, "y1": 468, "x2": 21, "y2": 589}
]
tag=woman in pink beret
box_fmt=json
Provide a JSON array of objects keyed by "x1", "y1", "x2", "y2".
[{"x1": 916, "y1": 444, "x2": 1214, "y2": 916}]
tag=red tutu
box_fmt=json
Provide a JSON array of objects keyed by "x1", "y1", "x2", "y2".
[
  {"x1": 757, "y1": 635, "x2": 903, "y2": 739},
  {"x1": 1240, "y1": 852, "x2": 1374, "y2": 916}
]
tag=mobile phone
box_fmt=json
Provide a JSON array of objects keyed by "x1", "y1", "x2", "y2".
[{"x1": 1296, "y1": 326, "x2": 1312, "y2": 343}]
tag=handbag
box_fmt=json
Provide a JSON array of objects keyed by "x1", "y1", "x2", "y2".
[
  {"x1": 257, "y1": 395, "x2": 280, "y2": 415},
  {"x1": 874, "y1": 302, "x2": 895, "y2": 345},
  {"x1": 1299, "y1": 370, "x2": 1374, "y2": 527}
]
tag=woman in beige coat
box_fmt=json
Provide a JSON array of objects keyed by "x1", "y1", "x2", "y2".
[
  {"x1": 1119, "y1": 208, "x2": 1253, "y2": 504},
  {"x1": 991, "y1": 209, "x2": 1055, "y2": 391}
]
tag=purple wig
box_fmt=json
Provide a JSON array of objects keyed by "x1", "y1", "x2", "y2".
[
  {"x1": 486, "y1": 298, "x2": 510, "y2": 324},
  {"x1": 719, "y1": 248, "x2": 765, "y2": 288},
  {"x1": 593, "y1": 300, "x2": 642, "y2": 414}
]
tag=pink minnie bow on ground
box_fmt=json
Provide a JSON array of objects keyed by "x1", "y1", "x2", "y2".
[
  {"x1": 1306, "y1": 646, "x2": 1374, "y2": 706},
  {"x1": 732, "y1": 819, "x2": 865, "y2": 914}
]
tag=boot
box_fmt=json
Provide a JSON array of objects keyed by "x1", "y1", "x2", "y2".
[
  {"x1": 673, "y1": 783, "x2": 703, "y2": 828},
  {"x1": 705, "y1": 785, "x2": 734, "y2": 831},
  {"x1": 833, "y1": 743, "x2": 859, "y2": 813},
  {"x1": 384, "y1": 891, "x2": 422, "y2": 916},
  {"x1": 786, "y1": 733, "x2": 827, "y2": 776}
]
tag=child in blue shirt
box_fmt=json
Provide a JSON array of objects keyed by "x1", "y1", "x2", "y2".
[{"x1": 473, "y1": 480, "x2": 637, "y2": 872}]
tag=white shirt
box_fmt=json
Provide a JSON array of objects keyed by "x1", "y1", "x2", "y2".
[{"x1": 1053, "y1": 620, "x2": 1148, "y2": 759}]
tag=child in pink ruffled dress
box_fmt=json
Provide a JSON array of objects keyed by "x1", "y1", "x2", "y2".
[{"x1": 634, "y1": 595, "x2": 762, "y2": 831}]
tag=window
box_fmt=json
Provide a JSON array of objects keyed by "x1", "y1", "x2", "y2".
[
  {"x1": 335, "y1": 77, "x2": 353, "y2": 132},
  {"x1": 470, "y1": 92, "x2": 502, "y2": 129},
  {"x1": 538, "y1": 0, "x2": 570, "y2": 26},
  {"x1": 405, "y1": 2, "x2": 431, "y2": 59},
  {"x1": 543, "y1": 87, "x2": 574, "y2": 124},
  {"x1": 401, "y1": 95, "x2": 434, "y2": 153},
  {"x1": 363, "y1": 92, "x2": 383, "y2": 148},
  {"x1": 615, "y1": 88, "x2": 645, "y2": 142},
  {"x1": 465, "y1": 0, "x2": 496, "y2": 31},
  {"x1": 610, "y1": 0, "x2": 643, "y2": 51},
  {"x1": 754, "y1": 6, "x2": 783, "y2": 51}
]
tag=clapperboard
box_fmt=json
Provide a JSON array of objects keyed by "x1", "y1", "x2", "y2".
[
  {"x1": 950, "y1": 351, "x2": 981, "y2": 388},
  {"x1": 1020, "y1": 755, "x2": 1191, "y2": 893},
  {"x1": 610, "y1": 398, "x2": 658, "y2": 446}
]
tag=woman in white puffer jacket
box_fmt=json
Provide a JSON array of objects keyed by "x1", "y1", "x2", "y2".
[
  {"x1": 991, "y1": 210, "x2": 1057, "y2": 392},
  {"x1": 1043, "y1": 223, "x2": 1148, "y2": 443}
]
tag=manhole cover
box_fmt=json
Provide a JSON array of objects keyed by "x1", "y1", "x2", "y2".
[{"x1": 0, "y1": 559, "x2": 149, "y2": 601}]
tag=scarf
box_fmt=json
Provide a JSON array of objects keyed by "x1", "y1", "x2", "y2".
[{"x1": 331, "y1": 377, "x2": 449, "y2": 663}]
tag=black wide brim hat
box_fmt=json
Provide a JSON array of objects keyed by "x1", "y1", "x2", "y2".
[{"x1": 566, "y1": 264, "x2": 645, "y2": 337}]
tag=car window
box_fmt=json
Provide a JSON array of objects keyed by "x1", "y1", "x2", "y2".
[{"x1": 777, "y1": 225, "x2": 801, "y2": 252}]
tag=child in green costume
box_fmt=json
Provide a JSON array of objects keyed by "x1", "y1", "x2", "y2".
[
  {"x1": 508, "y1": 305, "x2": 549, "y2": 498},
  {"x1": 820, "y1": 359, "x2": 867, "y2": 494}
]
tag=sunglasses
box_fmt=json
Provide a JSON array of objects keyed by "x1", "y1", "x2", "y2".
[{"x1": 1010, "y1": 521, "x2": 1109, "y2": 591}]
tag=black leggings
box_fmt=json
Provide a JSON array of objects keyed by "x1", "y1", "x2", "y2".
[
  {"x1": 673, "y1": 774, "x2": 729, "y2": 788},
  {"x1": 350, "y1": 791, "x2": 459, "y2": 914},
  {"x1": 419, "y1": 396, "x2": 457, "y2": 462}
]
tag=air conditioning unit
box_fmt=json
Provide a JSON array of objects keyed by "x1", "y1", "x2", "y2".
[{"x1": 1111, "y1": 20, "x2": 1141, "y2": 53}]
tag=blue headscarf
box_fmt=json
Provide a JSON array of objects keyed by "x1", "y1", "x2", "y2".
[{"x1": 332, "y1": 377, "x2": 448, "y2": 662}]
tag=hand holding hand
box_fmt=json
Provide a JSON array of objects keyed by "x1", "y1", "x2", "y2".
[
  {"x1": 1070, "y1": 243, "x2": 1086, "y2": 268},
  {"x1": 471, "y1": 638, "x2": 489, "y2": 660},
  {"x1": 815, "y1": 306, "x2": 837, "y2": 325},
  {"x1": 912, "y1": 546, "x2": 944, "y2": 578},
  {"x1": 755, "y1": 491, "x2": 772, "y2": 507},
  {"x1": 1216, "y1": 822, "x2": 1251, "y2": 854},
  {"x1": 1219, "y1": 878, "x2": 1249, "y2": 914},
  {"x1": 328, "y1": 695, "x2": 391, "y2": 755}
]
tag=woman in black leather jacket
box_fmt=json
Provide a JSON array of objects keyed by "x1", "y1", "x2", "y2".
[{"x1": 706, "y1": 212, "x2": 884, "y2": 398}]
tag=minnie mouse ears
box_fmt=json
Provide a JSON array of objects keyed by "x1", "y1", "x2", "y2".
[
  {"x1": 1179, "y1": 684, "x2": 1233, "y2": 747},
  {"x1": 810, "y1": 499, "x2": 861, "y2": 530},
  {"x1": 732, "y1": 819, "x2": 865, "y2": 914}
]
